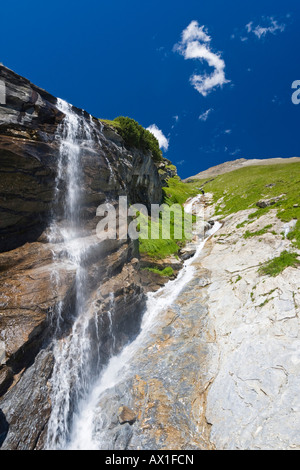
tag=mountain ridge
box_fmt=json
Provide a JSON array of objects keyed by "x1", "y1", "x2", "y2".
[{"x1": 185, "y1": 156, "x2": 300, "y2": 182}]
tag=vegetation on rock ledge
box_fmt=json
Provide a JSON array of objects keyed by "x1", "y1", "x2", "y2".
[
  {"x1": 100, "y1": 116, "x2": 163, "y2": 162},
  {"x1": 138, "y1": 176, "x2": 203, "y2": 259}
]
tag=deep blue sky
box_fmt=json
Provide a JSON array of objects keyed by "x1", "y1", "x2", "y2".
[{"x1": 1, "y1": 0, "x2": 299, "y2": 178}]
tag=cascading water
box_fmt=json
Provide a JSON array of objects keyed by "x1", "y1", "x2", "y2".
[
  {"x1": 66, "y1": 217, "x2": 221, "y2": 450},
  {"x1": 45, "y1": 107, "x2": 219, "y2": 450},
  {"x1": 107, "y1": 293, "x2": 116, "y2": 354},
  {"x1": 46, "y1": 99, "x2": 106, "y2": 449}
]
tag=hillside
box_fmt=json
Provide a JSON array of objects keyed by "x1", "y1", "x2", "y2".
[
  {"x1": 191, "y1": 161, "x2": 300, "y2": 251},
  {"x1": 185, "y1": 157, "x2": 300, "y2": 182}
]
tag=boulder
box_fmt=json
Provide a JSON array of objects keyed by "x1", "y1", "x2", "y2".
[
  {"x1": 118, "y1": 406, "x2": 137, "y2": 425},
  {"x1": 256, "y1": 195, "x2": 284, "y2": 208}
]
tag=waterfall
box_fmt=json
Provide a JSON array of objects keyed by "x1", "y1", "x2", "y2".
[
  {"x1": 107, "y1": 293, "x2": 116, "y2": 354},
  {"x1": 46, "y1": 99, "x2": 104, "y2": 449},
  {"x1": 66, "y1": 220, "x2": 221, "y2": 450},
  {"x1": 45, "y1": 103, "x2": 220, "y2": 450}
]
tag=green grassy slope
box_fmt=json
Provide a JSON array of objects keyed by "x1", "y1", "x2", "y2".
[
  {"x1": 199, "y1": 162, "x2": 300, "y2": 249},
  {"x1": 140, "y1": 162, "x2": 300, "y2": 264},
  {"x1": 139, "y1": 177, "x2": 202, "y2": 259},
  {"x1": 197, "y1": 162, "x2": 300, "y2": 276}
]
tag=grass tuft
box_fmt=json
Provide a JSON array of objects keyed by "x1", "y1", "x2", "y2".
[
  {"x1": 143, "y1": 266, "x2": 174, "y2": 277},
  {"x1": 258, "y1": 250, "x2": 299, "y2": 277}
]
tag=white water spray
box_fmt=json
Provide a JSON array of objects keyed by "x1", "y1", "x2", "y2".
[{"x1": 46, "y1": 100, "x2": 105, "y2": 449}]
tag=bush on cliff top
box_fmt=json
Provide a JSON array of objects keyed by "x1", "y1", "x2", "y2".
[{"x1": 100, "y1": 116, "x2": 163, "y2": 162}]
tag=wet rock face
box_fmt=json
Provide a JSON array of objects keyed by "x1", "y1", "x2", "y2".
[
  {"x1": 0, "y1": 66, "x2": 64, "y2": 252},
  {"x1": 0, "y1": 66, "x2": 163, "y2": 449},
  {"x1": 90, "y1": 263, "x2": 216, "y2": 451},
  {"x1": 0, "y1": 409, "x2": 9, "y2": 447},
  {"x1": 0, "y1": 349, "x2": 54, "y2": 450},
  {"x1": 0, "y1": 65, "x2": 162, "y2": 253}
]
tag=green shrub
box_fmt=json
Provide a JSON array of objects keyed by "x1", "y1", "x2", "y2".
[{"x1": 113, "y1": 116, "x2": 163, "y2": 162}]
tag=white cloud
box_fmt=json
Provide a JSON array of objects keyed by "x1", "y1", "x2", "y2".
[
  {"x1": 146, "y1": 124, "x2": 169, "y2": 151},
  {"x1": 181, "y1": 21, "x2": 211, "y2": 43},
  {"x1": 199, "y1": 108, "x2": 213, "y2": 121},
  {"x1": 245, "y1": 16, "x2": 286, "y2": 39},
  {"x1": 174, "y1": 21, "x2": 230, "y2": 96},
  {"x1": 246, "y1": 22, "x2": 253, "y2": 33}
]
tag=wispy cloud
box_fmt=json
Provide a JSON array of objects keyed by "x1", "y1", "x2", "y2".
[
  {"x1": 245, "y1": 16, "x2": 286, "y2": 40},
  {"x1": 230, "y1": 148, "x2": 241, "y2": 156},
  {"x1": 174, "y1": 20, "x2": 230, "y2": 96},
  {"x1": 171, "y1": 115, "x2": 179, "y2": 129},
  {"x1": 199, "y1": 108, "x2": 213, "y2": 121},
  {"x1": 147, "y1": 124, "x2": 169, "y2": 151}
]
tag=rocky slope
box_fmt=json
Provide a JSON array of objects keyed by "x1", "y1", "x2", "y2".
[
  {"x1": 201, "y1": 202, "x2": 300, "y2": 449},
  {"x1": 81, "y1": 193, "x2": 300, "y2": 451},
  {"x1": 0, "y1": 66, "x2": 164, "y2": 449}
]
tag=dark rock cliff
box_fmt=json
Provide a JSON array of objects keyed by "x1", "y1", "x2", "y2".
[{"x1": 0, "y1": 66, "x2": 163, "y2": 449}]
